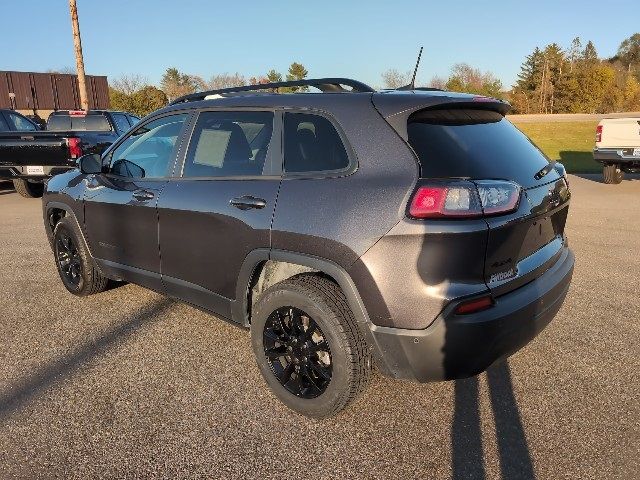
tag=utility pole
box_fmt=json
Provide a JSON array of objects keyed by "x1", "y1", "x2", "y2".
[{"x1": 69, "y1": 0, "x2": 89, "y2": 111}]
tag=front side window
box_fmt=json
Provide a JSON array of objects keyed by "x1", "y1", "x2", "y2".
[
  {"x1": 7, "y1": 112, "x2": 36, "y2": 131},
  {"x1": 283, "y1": 113, "x2": 349, "y2": 173},
  {"x1": 0, "y1": 114, "x2": 9, "y2": 131},
  {"x1": 109, "y1": 113, "x2": 188, "y2": 178},
  {"x1": 183, "y1": 111, "x2": 273, "y2": 177}
]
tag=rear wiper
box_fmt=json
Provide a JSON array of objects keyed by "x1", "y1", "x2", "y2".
[{"x1": 534, "y1": 161, "x2": 556, "y2": 180}]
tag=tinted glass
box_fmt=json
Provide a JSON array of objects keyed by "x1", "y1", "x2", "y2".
[
  {"x1": 128, "y1": 115, "x2": 140, "y2": 126},
  {"x1": 0, "y1": 114, "x2": 9, "y2": 131},
  {"x1": 7, "y1": 112, "x2": 36, "y2": 131},
  {"x1": 407, "y1": 109, "x2": 552, "y2": 188},
  {"x1": 109, "y1": 114, "x2": 188, "y2": 178},
  {"x1": 183, "y1": 111, "x2": 273, "y2": 177},
  {"x1": 111, "y1": 113, "x2": 131, "y2": 134},
  {"x1": 284, "y1": 113, "x2": 349, "y2": 173},
  {"x1": 47, "y1": 114, "x2": 112, "y2": 131}
]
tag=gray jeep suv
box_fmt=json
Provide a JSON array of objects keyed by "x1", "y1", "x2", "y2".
[{"x1": 42, "y1": 78, "x2": 574, "y2": 418}]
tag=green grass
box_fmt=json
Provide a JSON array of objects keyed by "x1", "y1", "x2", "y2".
[{"x1": 511, "y1": 121, "x2": 601, "y2": 173}]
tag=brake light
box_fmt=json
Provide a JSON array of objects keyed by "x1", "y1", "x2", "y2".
[
  {"x1": 595, "y1": 125, "x2": 602, "y2": 143},
  {"x1": 69, "y1": 110, "x2": 86, "y2": 116},
  {"x1": 455, "y1": 295, "x2": 494, "y2": 315},
  {"x1": 67, "y1": 137, "x2": 83, "y2": 159},
  {"x1": 408, "y1": 181, "x2": 521, "y2": 219},
  {"x1": 409, "y1": 185, "x2": 483, "y2": 218}
]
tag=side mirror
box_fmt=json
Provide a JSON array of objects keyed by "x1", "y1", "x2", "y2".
[
  {"x1": 111, "y1": 158, "x2": 145, "y2": 178},
  {"x1": 78, "y1": 154, "x2": 103, "y2": 174}
]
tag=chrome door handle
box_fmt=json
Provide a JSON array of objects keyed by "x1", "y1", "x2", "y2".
[
  {"x1": 132, "y1": 189, "x2": 154, "y2": 201},
  {"x1": 230, "y1": 195, "x2": 267, "y2": 210}
]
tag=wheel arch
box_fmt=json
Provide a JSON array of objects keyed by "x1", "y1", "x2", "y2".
[
  {"x1": 44, "y1": 201, "x2": 97, "y2": 261},
  {"x1": 233, "y1": 250, "x2": 373, "y2": 340}
]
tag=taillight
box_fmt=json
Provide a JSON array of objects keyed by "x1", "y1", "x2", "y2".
[
  {"x1": 595, "y1": 125, "x2": 602, "y2": 143},
  {"x1": 455, "y1": 295, "x2": 494, "y2": 315},
  {"x1": 474, "y1": 180, "x2": 521, "y2": 215},
  {"x1": 408, "y1": 180, "x2": 521, "y2": 219},
  {"x1": 67, "y1": 137, "x2": 83, "y2": 159}
]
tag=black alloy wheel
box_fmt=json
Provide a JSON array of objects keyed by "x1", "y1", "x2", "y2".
[
  {"x1": 55, "y1": 230, "x2": 82, "y2": 288},
  {"x1": 263, "y1": 306, "x2": 332, "y2": 399}
]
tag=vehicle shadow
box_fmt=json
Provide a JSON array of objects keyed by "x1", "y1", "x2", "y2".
[
  {"x1": 0, "y1": 181, "x2": 14, "y2": 194},
  {"x1": 558, "y1": 150, "x2": 599, "y2": 172},
  {"x1": 0, "y1": 298, "x2": 174, "y2": 423},
  {"x1": 451, "y1": 361, "x2": 535, "y2": 480}
]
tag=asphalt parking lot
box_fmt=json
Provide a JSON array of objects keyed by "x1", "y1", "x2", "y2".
[{"x1": 0, "y1": 175, "x2": 638, "y2": 479}]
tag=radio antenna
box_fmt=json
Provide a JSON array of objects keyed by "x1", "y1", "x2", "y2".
[{"x1": 410, "y1": 47, "x2": 423, "y2": 89}]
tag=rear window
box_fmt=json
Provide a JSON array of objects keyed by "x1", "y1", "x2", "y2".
[
  {"x1": 407, "y1": 109, "x2": 552, "y2": 187},
  {"x1": 47, "y1": 114, "x2": 112, "y2": 132}
]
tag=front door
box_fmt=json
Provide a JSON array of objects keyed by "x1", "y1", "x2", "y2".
[
  {"x1": 83, "y1": 113, "x2": 189, "y2": 290},
  {"x1": 157, "y1": 110, "x2": 281, "y2": 319}
]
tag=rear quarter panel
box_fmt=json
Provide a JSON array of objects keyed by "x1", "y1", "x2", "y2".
[{"x1": 271, "y1": 95, "x2": 418, "y2": 267}]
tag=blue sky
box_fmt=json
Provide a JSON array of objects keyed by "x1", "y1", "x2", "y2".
[{"x1": 3, "y1": 0, "x2": 639, "y2": 89}]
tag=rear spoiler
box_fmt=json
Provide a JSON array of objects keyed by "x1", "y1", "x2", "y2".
[{"x1": 372, "y1": 91, "x2": 511, "y2": 141}]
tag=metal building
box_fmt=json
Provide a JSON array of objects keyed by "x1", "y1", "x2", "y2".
[{"x1": 0, "y1": 71, "x2": 109, "y2": 117}]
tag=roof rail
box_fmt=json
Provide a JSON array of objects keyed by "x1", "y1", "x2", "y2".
[{"x1": 169, "y1": 77, "x2": 376, "y2": 105}]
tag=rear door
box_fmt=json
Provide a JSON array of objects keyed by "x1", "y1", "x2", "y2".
[
  {"x1": 407, "y1": 108, "x2": 570, "y2": 295},
  {"x1": 83, "y1": 113, "x2": 189, "y2": 290},
  {"x1": 157, "y1": 109, "x2": 281, "y2": 318}
]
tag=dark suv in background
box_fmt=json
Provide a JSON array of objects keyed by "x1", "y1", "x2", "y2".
[{"x1": 42, "y1": 78, "x2": 574, "y2": 418}]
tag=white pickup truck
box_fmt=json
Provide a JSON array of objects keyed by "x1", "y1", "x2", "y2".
[{"x1": 593, "y1": 117, "x2": 640, "y2": 184}]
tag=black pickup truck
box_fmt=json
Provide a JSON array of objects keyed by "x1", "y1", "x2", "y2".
[{"x1": 0, "y1": 109, "x2": 139, "y2": 197}]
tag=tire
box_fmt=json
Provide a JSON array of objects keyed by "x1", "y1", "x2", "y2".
[
  {"x1": 53, "y1": 216, "x2": 109, "y2": 296},
  {"x1": 13, "y1": 178, "x2": 44, "y2": 198},
  {"x1": 251, "y1": 274, "x2": 372, "y2": 419},
  {"x1": 603, "y1": 164, "x2": 623, "y2": 184}
]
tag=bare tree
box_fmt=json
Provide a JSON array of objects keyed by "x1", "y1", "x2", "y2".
[
  {"x1": 428, "y1": 75, "x2": 447, "y2": 89},
  {"x1": 381, "y1": 69, "x2": 412, "y2": 89},
  {"x1": 111, "y1": 74, "x2": 149, "y2": 95},
  {"x1": 68, "y1": 0, "x2": 88, "y2": 110},
  {"x1": 46, "y1": 66, "x2": 77, "y2": 74},
  {"x1": 208, "y1": 73, "x2": 247, "y2": 90}
]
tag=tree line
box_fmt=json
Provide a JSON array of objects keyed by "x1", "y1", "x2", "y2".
[
  {"x1": 382, "y1": 33, "x2": 640, "y2": 114},
  {"x1": 109, "y1": 62, "x2": 309, "y2": 116},
  {"x1": 109, "y1": 33, "x2": 639, "y2": 117}
]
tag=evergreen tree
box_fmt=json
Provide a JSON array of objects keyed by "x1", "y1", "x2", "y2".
[
  {"x1": 160, "y1": 67, "x2": 199, "y2": 101},
  {"x1": 286, "y1": 62, "x2": 309, "y2": 91},
  {"x1": 582, "y1": 41, "x2": 599, "y2": 62},
  {"x1": 515, "y1": 47, "x2": 544, "y2": 91},
  {"x1": 266, "y1": 69, "x2": 283, "y2": 83},
  {"x1": 567, "y1": 37, "x2": 583, "y2": 72}
]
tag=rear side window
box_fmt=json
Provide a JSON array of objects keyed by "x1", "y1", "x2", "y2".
[
  {"x1": 0, "y1": 114, "x2": 9, "y2": 131},
  {"x1": 284, "y1": 113, "x2": 349, "y2": 173},
  {"x1": 183, "y1": 111, "x2": 273, "y2": 177},
  {"x1": 48, "y1": 114, "x2": 112, "y2": 131},
  {"x1": 407, "y1": 109, "x2": 551, "y2": 186},
  {"x1": 111, "y1": 113, "x2": 131, "y2": 134}
]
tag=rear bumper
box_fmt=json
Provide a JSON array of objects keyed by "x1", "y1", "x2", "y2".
[
  {"x1": 593, "y1": 148, "x2": 640, "y2": 167},
  {"x1": 0, "y1": 165, "x2": 75, "y2": 180},
  {"x1": 370, "y1": 246, "x2": 574, "y2": 382}
]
